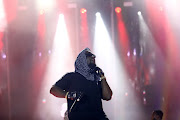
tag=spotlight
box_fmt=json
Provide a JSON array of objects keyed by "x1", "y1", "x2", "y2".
[
  {"x1": 2, "y1": 53, "x2": 6, "y2": 59},
  {"x1": 133, "y1": 49, "x2": 136, "y2": 56},
  {"x1": 59, "y1": 14, "x2": 64, "y2": 18},
  {"x1": 137, "y1": 11, "x2": 141, "y2": 15},
  {"x1": 95, "y1": 12, "x2": 101, "y2": 17},
  {"x1": 40, "y1": 9, "x2": 44, "y2": 15},
  {"x1": 80, "y1": 8, "x2": 87, "y2": 13},
  {"x1": 127, "y1": 51, "x2": 130, "y2": 57},
  {"x1": 48, "y1": 50, "x2": 51, "y2": 54},
  {"x1": 37, "y1": 0, "x2": 55, "y2": 10},
  {"x1": 115, "y1": 7, "x2": 121, "y2": 13},
  {"x1": 39, "y1": 52, "x2": 42, "y2": 57},
  {"x1": 42, "y1": 99, "x2": 46, "y2": 103}
]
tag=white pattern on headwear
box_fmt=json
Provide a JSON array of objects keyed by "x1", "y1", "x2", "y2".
[{"x1": 75, "y1": 48, "x2": 100, "y2": 81}]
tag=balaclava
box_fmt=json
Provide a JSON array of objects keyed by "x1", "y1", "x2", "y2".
[{"x1": 75, "y1": 48, "x2": 100, "y2": 81}]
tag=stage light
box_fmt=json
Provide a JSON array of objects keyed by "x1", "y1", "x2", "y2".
[
  {"x1": 143, "y1": 90, "x2": 146, "y2": 95},
  {"x1": 2, "y1": 53, "x2": 6, "y2": 59},
  {"x1": 94, "y1": 13, "x2": 142, "y2": 119},
  {"x1": 0, "y1": 0, "x2": 7, "y2": 32},
  {"x1": 95, "y1": 12, "x2": 101, "y2": 17},
  {"x1": 48, "y1": 50, "x2": 51, "y2": 54},
  {"x1": 133, "y1": 49, "x2": 136, "y2": 56},
  {"x1": 127, "y1": 51, "x2": 130, "y2": 57},
  {"x1": 143, "y1": 97, "x2": 147, "y2": 104},
  {"x1": 160, "y1": 6, "x2": 163, "y2": 11},
  {"x1": 80, "y1": 8, "x2": 87, "y2": 13},
  {"x1": 36, "y1": 13, "x2": 74, "y2": 119},
  {"x1": 40, "y1": 9, "x2": 44, "y2": 15},
  {"x1": 59, "y1": 14, "x2": 64, "y2": 18},
  {"x1": 39, "y1": 52, "x2": 42, "y2": 57},
  {"x1": 138, "y1": 11, "x2": 141, "y2": 15},
  {"x1": 42, "y1": 99, "x2": 46, "y2": 103},
  {"x1": 115, "y1": 7, "x2": 122, "y2": 13},
  {"x1": 37, "y1": 0, "x2": 55, "y2": 10}
]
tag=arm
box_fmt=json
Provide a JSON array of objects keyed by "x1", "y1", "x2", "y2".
[
  {"x1": 50, "y1": 73, "x2": 70, "y2": 98},
  {"x1": 50, "y1": 85, "x2": 81, "y2": 100},
  {"x1": 50, "y1": 85, "x2": 67, "y2": 98},
  {"x1": 101, "y1": 76, "x2": 113, "y2": 101}
]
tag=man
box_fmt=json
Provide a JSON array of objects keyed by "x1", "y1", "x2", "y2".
[
  {"x1": 151, "y1": 110, "x2": 163, "y2": 120},
  {"x1": 50, "y1": 48, "x2": 113, "y2": 120}
]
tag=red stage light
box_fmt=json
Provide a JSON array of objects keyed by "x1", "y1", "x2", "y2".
[
  {"x1": 80, "y1": 8, "x2": 87, "y2": 14},
  {"x1": 115, "y1": 7, "x2": 121, "y2": 13},
  {"x1": 40, "y1": 9, "x2": 44, "y2": 15}
]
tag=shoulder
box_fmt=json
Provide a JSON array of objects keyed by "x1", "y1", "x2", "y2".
[
  {"x1": 63, "y1": 72, "x2": 80, "y2": 78},
  {"x1": 62, "y1": 72, "x2": 74, "y2": 78},
  {"x1": 55, "y1": 72, "x2": 77, "y2": 84},
  {"x1": 64, "y1": 72, "x2": 75, "y2": 76},
  {"x1": 60, "y1": 72, "x2": 86, "y2": 82},
  {"x1": 65, "y1": 72, "x2": 86, "y2": 79}
]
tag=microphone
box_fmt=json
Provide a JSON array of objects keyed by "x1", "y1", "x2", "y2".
[{"x1": 94, "y1": 67, "x2": 104, "y2": 76}]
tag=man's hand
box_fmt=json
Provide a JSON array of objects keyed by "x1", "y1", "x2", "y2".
[
  {"x1": 96, "y1": 67, "x2": 113, "y2": 101},
  {"x1": 96, "y1": 67, "x2": 104, "y2": 77}
]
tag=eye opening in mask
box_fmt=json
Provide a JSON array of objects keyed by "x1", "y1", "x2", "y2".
[{"x1": 85, "y1": 51, "x2": 96, "y2": 58}]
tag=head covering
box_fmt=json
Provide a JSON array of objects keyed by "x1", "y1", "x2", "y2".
[{"x1": 75, "y1": 48, "x2": 100, "y2": 81}]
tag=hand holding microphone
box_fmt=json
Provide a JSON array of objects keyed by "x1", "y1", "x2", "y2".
[
  {"x1": 95, "y1": 67, "x2": 106, "y2": 81},
  {"x1": 95, "y1": 67, "x2": 104, "y2": 77}
]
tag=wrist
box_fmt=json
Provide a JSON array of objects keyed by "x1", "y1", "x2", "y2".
[
  {"x1": 100, "y1": 76, "x2": 106, "y2": 80},
  {"x1": 65, "y1": 92, "x2": 69, "y2": 99}
]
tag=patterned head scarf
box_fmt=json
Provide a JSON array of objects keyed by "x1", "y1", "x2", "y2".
[{"x1": 75, "y1": 48, "x2": 100, "y2": 81}]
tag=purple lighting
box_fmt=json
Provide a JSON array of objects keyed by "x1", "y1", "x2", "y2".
[
  {"x1": 143, "y1": 97, "x2": 146, "y2": 104},
  {"x1": 39, "y1": 52, "x2": 42, "y2": 57},
  {"x1": 2, "y1": 53, "x2": 6, "y2": 59},
  {"x1": 48, "y1": 50, "x2": 51, "y2": 54},
  {"x1": 143, "y1": 90, "x2": 146, "y2": 95},
  {"x1": 127, "y1": 51, "x2": 130, "y2": 57},
  {"x1": 42, "y1": 99, "x2": 46, "y2": 103},
  {"x1": 125, "y1": 92, "x2": 128, "y2": 96},
  {"x1": 133, "y1": 49, "x2": 136, "y2": 56}
]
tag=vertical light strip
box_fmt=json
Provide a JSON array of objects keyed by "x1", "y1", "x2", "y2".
[{"x1": 36, "y1": 14, "x2": 75, "y2": 120}]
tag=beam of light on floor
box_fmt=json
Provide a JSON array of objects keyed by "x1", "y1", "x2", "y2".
[
  {"x1": 93, "y1": 12, "x2": 142, "y2": 120},
  {"x1": 35, "y1": 14, "x2": 75, "y2": 120}
]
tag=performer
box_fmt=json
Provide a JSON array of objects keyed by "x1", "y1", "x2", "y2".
[
  {"x1": 50, "y1": 48, "x2": 113, "y2": 120},
  {"x1": 151, "y1": 110, "x2": 163, "y2": 120}
]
